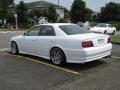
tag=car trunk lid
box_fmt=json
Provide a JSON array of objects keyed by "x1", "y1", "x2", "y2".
[{"x1": 70, "y1": 33, "x2": 109, "y2": 47}]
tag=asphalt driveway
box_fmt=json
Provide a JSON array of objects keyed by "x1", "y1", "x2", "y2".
[{"x1": 0, "y1": 31, "x2": 120, "y2": 90}]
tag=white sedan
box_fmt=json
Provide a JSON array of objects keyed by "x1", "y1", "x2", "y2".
[
  {"x1": 90, "y1": 23, "x2": 116, "y2": 35},
  {"x1": 10, "y1": 23, "x2": 112, "y2": 65}
]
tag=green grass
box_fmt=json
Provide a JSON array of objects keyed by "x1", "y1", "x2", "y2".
[{"x1": 112, "y1": 35, "x2": 120, "y2": 42}]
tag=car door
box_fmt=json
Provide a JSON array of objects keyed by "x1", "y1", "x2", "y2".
[
  {"x1": 21, "y1": 26, "x2": 41, "y2": 55},
  {"x1": 35, "y1": 25, "x2": 56, "y2": 58}
]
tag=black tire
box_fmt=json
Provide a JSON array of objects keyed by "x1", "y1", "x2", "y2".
[
  {"x1": 112, "y1": 30, "x2": 115, "y2": 35},
  {"x1": 104, "y1": 30, "x2": 107, "y2": 34},
  {"x1": 50, "y1": 47, "x2": 66, "y2": 65},
  {"x1": 10, "y1": 41, "x2": 19, "y2": 55}
]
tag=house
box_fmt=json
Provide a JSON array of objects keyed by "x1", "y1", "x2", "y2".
[{"x1": 26, "y1": 1, "x2": 65, "y2": 20}]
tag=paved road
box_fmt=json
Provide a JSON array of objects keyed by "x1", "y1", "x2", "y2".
[
  {"x1": 0, "y1": 32, "x2": 120, "y2": 90},
  {"x1": 0, "y1": 32, "x2": 23, "y2": 49},
  {"x1": 116, "y1": 31, "x2": 120, "y2": 35}
]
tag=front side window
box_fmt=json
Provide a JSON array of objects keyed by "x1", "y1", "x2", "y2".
[
  {"x1": 39, "y1": 26, "x2": 55, "y2": 36},
  {"x1": 59, "y1": 25, "x2": 91, "y2": 35},
  {"x1": 26, "y1": 26, "x2": 40, "y2": 36}
]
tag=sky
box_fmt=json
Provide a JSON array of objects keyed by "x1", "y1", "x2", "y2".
[{"x1": 14, "y1": 0, "x2": 120, "y2": 12}]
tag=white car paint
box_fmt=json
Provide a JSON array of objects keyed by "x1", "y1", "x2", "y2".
[
  {"x1": 90, "y1": 23, "x2": 116, "y2": 34},
  {"x1": 10, "y1": 23, "x2": 112, "y2": 64}
]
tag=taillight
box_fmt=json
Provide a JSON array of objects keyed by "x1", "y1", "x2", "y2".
[
  {"x1": 82, "y1": 41, "x2": 93, "y2": 48},
  {"x1": 108, "y1": 37, "x2": 111, "y2": 43}
]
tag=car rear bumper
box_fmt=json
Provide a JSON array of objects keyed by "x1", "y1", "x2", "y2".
[{"x1": 65, "y1": 43, "x2": 112, "y2": 63}]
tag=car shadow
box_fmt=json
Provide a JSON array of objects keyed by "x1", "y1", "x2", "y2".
[{"x1": 8, "y1": 52, "x2": 109, "y2": 74}]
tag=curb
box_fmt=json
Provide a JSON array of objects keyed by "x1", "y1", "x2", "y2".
[
  {"x1": 0, "y1": 31, "x2": 24, "y2": 32},
  {"x1": 112, "y1": 42, "x2": 120, "y2": 45}
]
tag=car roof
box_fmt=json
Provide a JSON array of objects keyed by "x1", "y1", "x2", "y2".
[{"x1": 35, "y1": 23, "x2": 75, "y2": 27}]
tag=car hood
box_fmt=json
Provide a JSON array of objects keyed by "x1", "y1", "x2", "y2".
[{"x1": 11, "y1": 35, "x2": 23, "y2": 40}]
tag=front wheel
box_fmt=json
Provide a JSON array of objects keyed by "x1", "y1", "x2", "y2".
[
  {"x1": 10, "y1": 42, "x2": 19, "y2": 55},
  {"x1": 50, "y1": 48, "x2": 66, "y2": 65}
]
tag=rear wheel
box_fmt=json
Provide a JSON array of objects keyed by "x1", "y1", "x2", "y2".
[
  {"x1": 50, "y1": 48, "x2": 66, "y2": 65},
  {"x1": 112, "y1": 30, "x2": 115, "y2": 35},
  {"x1": 10, "y1": 42, "x2": 19, "y2": 55}
]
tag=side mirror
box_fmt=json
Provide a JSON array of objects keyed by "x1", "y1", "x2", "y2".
[{"x1": 23, "y1": 32, "x2": 27, "y2": 36}]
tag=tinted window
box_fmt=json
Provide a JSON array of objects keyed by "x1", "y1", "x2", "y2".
[
  {"x1": 39, "y1": 26, "x2": 55, "y2": 36},
  {"x1": 26, "y1": 26, "x2": 40, "y2": 36},
  {"x1": 108, "y1": 25, "x2": 113, "y2": 28},
  {"x1": 59, "y1": 25, "x2": 91, "y2": 35}
]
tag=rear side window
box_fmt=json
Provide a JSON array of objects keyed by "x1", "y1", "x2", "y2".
[
  {"x1": 39, "y1": 26, "x2": 55, "y2": 36},
  {"x1": 59, "y1": 25, "x2": 91, "y2": 35}
]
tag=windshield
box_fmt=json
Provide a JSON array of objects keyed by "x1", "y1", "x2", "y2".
[
  {"x1": 96, "y1": 23, "x2": 107, "y2": 27},
  {"x1": 59, "y1": 25, "x2": 91, "y2": 35}
]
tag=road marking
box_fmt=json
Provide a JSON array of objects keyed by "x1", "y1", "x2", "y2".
[
  {"x1": 0, "y1": 48, "x2": 9, "y2": 52},
  {"x1": 112, "y1": 56, "x2": 120, "y2": 59},
  {"x1": 6, "y1": 53, "x2": 80, "y2": 75}
]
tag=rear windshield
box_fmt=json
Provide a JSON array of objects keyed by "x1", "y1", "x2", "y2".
[{"x1": 59, "y1": 25, "x2": 91, "y2": 35}]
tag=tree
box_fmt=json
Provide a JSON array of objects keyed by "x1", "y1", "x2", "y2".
[
  {"x1": 70, "y1": 0, "x2": 86, "y2": 23},
  {"x1": 85, "y1": 8, "x2": 93, "y2": 21},
  {"x1": 47, "y1": 6, "x2": 57, "y2": 23},
  {"x1": 6, "y1": 8, "x2": 15, "y2": 26},
  {"x1": 16, "y1": 1, "x2": 28, "y2": 28},
  {"x1": 0, "y1": 0, "x2": 14, "y2": 26},
  {"x1": 28, "y1": 9, "x2": 44, "y2": 24},
  {"x1": 99, "y1": 2, "x2": 120, "y2": 21}
]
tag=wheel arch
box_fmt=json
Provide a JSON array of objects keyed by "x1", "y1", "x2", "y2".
[
  {"x1": 50, "y1": 46, "x2": 66, "y2": 60},
  {"x1": 10, "y1": 40, "x2": 19, "y2": 54}
]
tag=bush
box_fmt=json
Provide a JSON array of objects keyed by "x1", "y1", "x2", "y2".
[
  {"x1": 113, "y1": 24, "x2": 120, "y2": 31},
  {"x1": 24, "y1": 24, "x2": 33, "y2": 29},
  {"x1": 106, "y1": 21, "x2": 120, "y2": 31},
  {"x1": 58, "y1": 18, "x2": 68, "y2": 23}
]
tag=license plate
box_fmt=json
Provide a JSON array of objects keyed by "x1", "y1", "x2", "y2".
[{"x1": 98, "y1": 39, "x2": 104, "y2": 44}]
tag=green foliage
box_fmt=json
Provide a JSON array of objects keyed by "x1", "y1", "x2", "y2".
[
  {"x1": 99, "y1": 2, "x2": 120, "y2": 21},
  {"x1": 16, "y1": 1, "x2": 28, "y2": 28},
  {"x1": 28, "y1": 9, "x2": 44, "y2": 24},
  {"x1": 24, "y1": 23, "x2": 33, "y2": 29},
  {"x1": 58, "y1": 18, "x2": 68, "y2": 23},
  {"x1": 70, "y1": 0, "x2": 86, "y2": 23},
  {"x1": 112, "y1": 35, "x2": 120, "y2": 42},
  {"x1": 0, "y1": 0, "x2": 14, "y2": 20},
  {"x1": 6, "y1": 8, "x2": 15, "y2": 24},
  {"x1": 64, "y1": 8, "x2": 70, "y2": 19},
  {"x1": 47, "y1": 6, "x2": 57, "y2": 23},
  {"x1": 113, "y1": 24, "x2": 120, "y2": 31},
  {"x1": 85, "y1": 8, "x2": 93, "y2": 21}
]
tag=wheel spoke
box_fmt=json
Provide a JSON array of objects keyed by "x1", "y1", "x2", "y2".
[{"x1": 51, "y1": 48, "x2": 63, "y2": 64}]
